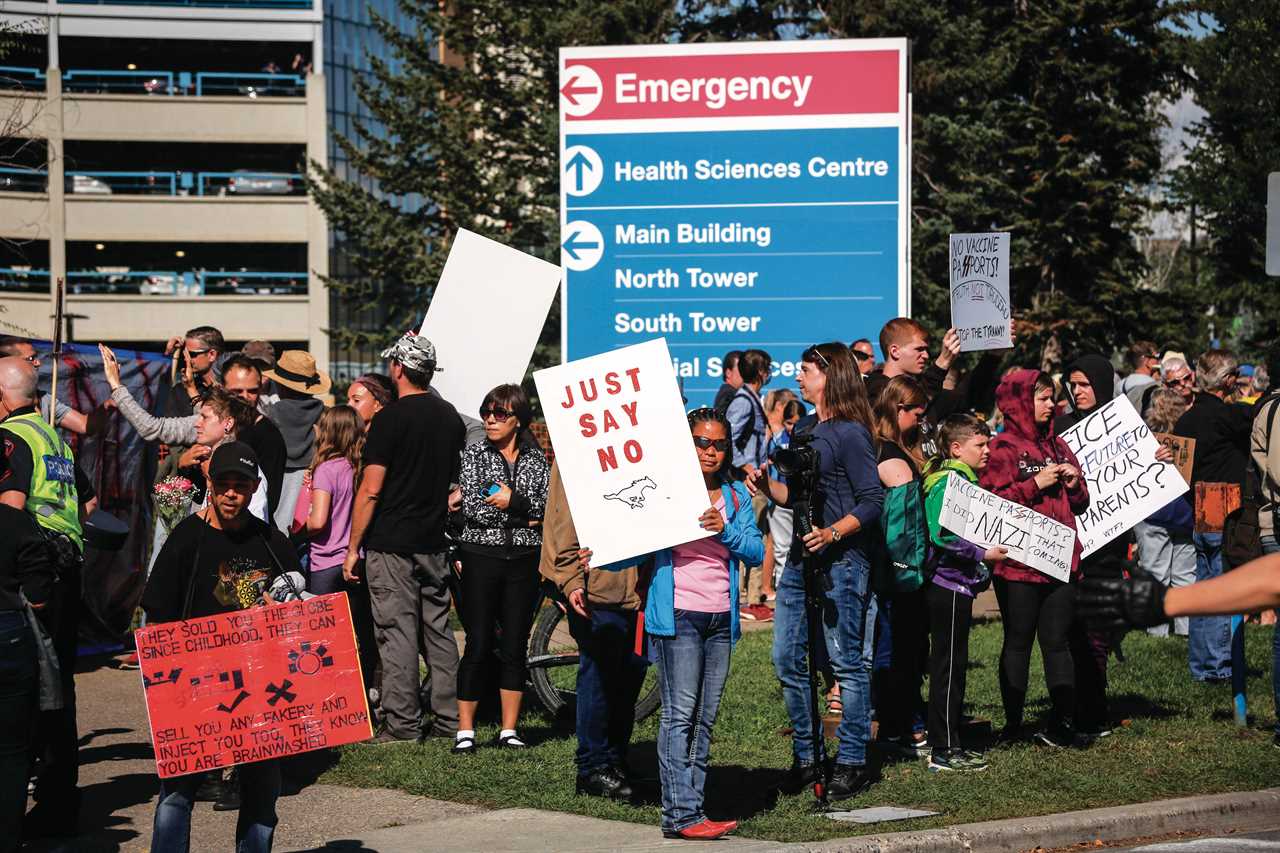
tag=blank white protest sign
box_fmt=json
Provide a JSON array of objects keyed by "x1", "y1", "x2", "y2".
[{"x1": 419, "y1": 229, "x2": 561, "y2": 420}]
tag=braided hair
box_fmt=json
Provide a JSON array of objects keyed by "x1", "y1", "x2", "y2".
[{"x1": 687, "y1": 405, "x2": 731, "y2": 435}]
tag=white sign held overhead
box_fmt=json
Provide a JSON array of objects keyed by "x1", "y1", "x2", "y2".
[
  {"x1": 533, "y1": 338, "x2": 711, "y2": 568},
  {"x1": 418, "y1": 229, "x2": 561, "y2": 421},
  {"x1": 949, "y1": 232, "x2": 1012, "y2": 352},
  {"x1": 939, "y1": 474, "x2": 1075, "y2": 583},
  {"x1": 1058, "y1": 395, "x2": 1189, "y2": 557}
]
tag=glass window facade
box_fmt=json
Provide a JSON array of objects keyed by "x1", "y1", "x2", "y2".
[{"x1": 323, "y1": 0, "x2": 425, "y2": 385}]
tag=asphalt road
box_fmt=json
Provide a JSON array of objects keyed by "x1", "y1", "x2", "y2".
[{"x1": 1118, "y1": 830, "x2": 1280, "y2": 852}]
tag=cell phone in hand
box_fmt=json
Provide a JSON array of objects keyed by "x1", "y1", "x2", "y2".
[{"x1": 483, "y1": 481, "x2": 502, "y2": 497}]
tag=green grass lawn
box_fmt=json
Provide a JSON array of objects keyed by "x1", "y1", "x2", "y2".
[{"x1": 322, "y1": 620, "x2": 1280, "y2": 842}]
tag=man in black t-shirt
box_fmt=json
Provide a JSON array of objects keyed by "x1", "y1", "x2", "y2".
[
  {"x1": 344, "y1": 333, "x2": 466, "y2": 742},
  {"x1": 143, "y1": 442, "x2": 299, "y2": 853}
]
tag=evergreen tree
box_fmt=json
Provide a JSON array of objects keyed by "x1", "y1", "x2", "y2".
[
  {"x1": 1171, "y1": 1, "x2": 1280, "y2": 354},
  {"x1": 805, "y1": 0, "x2": 1183, "y2": 367},
  {"x1": 309, "y1": 1, "x2": 678, "y2": 364}
]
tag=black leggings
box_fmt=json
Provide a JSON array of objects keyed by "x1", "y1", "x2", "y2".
[
  {"x1": 456, "y1": 551, "x2": 540, "y2": 701},
  {"x1": 993, "y1": 577, "x2": 1076, "y2": 729},
  {"x1": 875, "y1": 588, "x2": 929, "y2": 740}
]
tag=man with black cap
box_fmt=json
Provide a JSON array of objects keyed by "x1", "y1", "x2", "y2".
[
  {"x1": 142, "y1": 441, "x2": 300, "y2": 853},
  {"x1": 344, "y1": 332, "x2": 466, "y2": 743}
]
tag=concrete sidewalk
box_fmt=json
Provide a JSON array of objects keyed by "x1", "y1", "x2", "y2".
[
  {"x1": 31, "y1": 662, "x2": 482, "y2": 853},
  {"x1": 37, "y1": 663, "x2": 1280, "y2": 853}
]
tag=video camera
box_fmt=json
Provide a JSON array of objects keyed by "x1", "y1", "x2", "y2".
[{"x1": 771, "y1": 430, "x2": 821, "y2": 540}]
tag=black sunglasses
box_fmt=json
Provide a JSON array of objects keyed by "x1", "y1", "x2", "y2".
[
  {"x1": 480, "y1": 406, "x2": 513, "y2": 422},
  {"x1": 851, "y1": 349, "x2": 871, "y2": 362},
  {"x1": 693, "y1": 435, "x2": 731, "y2": 452}
]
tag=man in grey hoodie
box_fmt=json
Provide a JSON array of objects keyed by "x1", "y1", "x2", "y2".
[{"x1": 263, "y1": 350, "x2": 329, "y2": 531}]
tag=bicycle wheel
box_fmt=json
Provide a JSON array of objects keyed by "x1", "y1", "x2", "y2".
[
  {"x1": 526, "y1": 602, "x2": 662, "y2": 723},
  {"x1": 527, "y1": 601, "x2": 580, "y2": 717}
]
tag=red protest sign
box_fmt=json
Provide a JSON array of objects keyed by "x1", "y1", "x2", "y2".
[{"x1": 135, "y1": 592, "x2": 372, "y2": 778}]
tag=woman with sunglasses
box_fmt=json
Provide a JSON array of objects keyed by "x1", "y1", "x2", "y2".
[
  {"x1": 752, "y1": 342, "x2": 884, "y2": 801},
  {"x1": 453, "y1": 384, "x2": 550, "y2": 754},
  {"x1": 585, "y1": 407, "x2": 763, "y2": 839}
]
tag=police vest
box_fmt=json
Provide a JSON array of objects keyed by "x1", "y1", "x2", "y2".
[{"x1": 1, "y1": 412, "x2": 83, "y2": 550}]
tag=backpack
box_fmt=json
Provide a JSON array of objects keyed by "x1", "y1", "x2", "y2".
[
  {"x1": 728, "y1": 388, "x2": 766, "y2": 454},
  {"x1": 872, "y1": 481, "x2": 929, "y2": 593},
  {"x1": 1223, "y1": 393, "x2": 1280, "y2": 569}
]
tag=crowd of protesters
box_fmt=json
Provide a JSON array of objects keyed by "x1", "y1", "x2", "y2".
[{"x1": 2, "y1": 315, "x2": 1280, "y2": 849}]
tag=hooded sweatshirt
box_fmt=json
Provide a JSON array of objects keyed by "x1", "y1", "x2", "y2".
[
  {"x1": 266, "y1": 395, "x2": 324, "y2": 470},
  {"x1": 979, "y1": 368, "x2": 1090, "y2": 584},
  {"x1": 923, "y1": 459, "x2": 990, "y2": 597},
  {"x1": 1056, "y1": 354, "x2": 1131, "y2": 573}
]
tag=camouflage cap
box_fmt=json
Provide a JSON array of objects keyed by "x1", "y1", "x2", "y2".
[{"x1": 380, "y1": 332, "x2": 441, "y2": 373}]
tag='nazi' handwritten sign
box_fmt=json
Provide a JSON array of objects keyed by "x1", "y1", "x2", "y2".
[
  {"x1": 939, "y1": 474, "x2": 1075, "y2": 582},
  {"x1": 135, "y1": 593, "x2": 372, "y2": 778},
  {"x1": 949, "y1": 232, "x2": 1012, "y2": 352},
  {"x1": 1059, "y1": 395, "x2": 1188, "y2": 557}
]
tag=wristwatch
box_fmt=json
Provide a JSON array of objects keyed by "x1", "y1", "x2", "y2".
[{"x1": 829, "y1": 526, "x2": 842, "y2": 542}]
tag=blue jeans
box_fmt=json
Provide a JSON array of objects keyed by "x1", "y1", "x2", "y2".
[
  {"x1": 654, "y1": 609, "x2": 732, "y2": 833},
  {"x1": 1189, "y1": 532, "x2": 1233, "y2": 681},
  {"x1": 152, "y1": 761, "x2": 280, "y2": 852},
  {"x1": 1261, "y1": 536, "x2": 1280, "y2": 736},
  {"x1": 0, "y1": 611, "x2": 36, "y2": 853},
  {"x1": 773, "y1": 550, "x2": 873, "y2": 766},
  {"x1": 566, "y1": 607, "x2": 649, "y2": 776}
]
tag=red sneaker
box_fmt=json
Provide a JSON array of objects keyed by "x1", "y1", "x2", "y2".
[
  {"x1": 119, "y1": 652, "x2": 140, "y2": 671},
  {"x1": 666, "y1": 819, "x2": 734, "y2": 840}
]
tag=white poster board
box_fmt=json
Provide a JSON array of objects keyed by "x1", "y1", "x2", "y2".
[
  {"x1": 419, "y1": 229, "x2": 561, "y2": 419},
  {"x1": 1059, "y1": 395, "x2": 1189, "y2": 557},
  {"x1": 939, "y1": 475, "x2": 1074, "y2": 582},
  {"x1": 533, "y1": 338, "x2": 711, "y2": 567},
  {"x1": 949, "y1": 232, "x2": 1012, "y2": 352}
]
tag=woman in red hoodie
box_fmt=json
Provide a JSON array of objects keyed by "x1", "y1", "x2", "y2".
[{"x1": 980, "y1": 369, "x2": 1090, "y2": 748}]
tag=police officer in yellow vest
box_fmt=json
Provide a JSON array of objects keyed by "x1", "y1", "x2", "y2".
[{"x1": 0, "y1": 355, "x2": 96, "y2": 839}]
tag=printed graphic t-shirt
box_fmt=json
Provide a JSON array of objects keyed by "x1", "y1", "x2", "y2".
[{"x1": 142, "y1": 513, "x2": 300, "y2": 623}]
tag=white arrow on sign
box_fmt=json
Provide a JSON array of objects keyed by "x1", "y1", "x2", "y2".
[
  {"x1": 561, "y1": 221, "x2": 604, "y2": 272},
  {"x1": 560, "y1": 65, "x2": 603, "y2": 118},
  {"x1": 563, "y1": 145, "x2": 604, "y2": 197}
]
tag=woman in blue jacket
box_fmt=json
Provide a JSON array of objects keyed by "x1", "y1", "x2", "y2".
[{"x1": 587, "y1": 407, "x2": 764, "y2": 840}]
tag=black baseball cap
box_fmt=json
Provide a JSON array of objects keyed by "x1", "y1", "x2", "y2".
[{"x1": 208, "y1": 441, "x2": 259, "y2": 481}]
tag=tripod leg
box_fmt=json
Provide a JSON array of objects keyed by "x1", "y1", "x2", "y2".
[{"x1": 803, "y1": 564, "x2": 828, "y2": 805}]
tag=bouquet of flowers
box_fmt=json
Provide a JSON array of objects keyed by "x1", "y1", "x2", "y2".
[{"x1": 153, "y1": 475, "x2": 196, "y2": 528}]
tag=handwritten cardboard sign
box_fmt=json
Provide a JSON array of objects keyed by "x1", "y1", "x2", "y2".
[
  {"x1": 1059, "y1": 396, "x2": 1189, "y2": 557},
  {"x1": 939, "y1": 474, "x2": 1075, "y2": 582},
  {"x1": 420, "y1": 229, "x2": 561, "y2": 420},
  {"x1": 1194, "y1": 481, "x2": 1240, "y2": 534},
  {"x1": 135, "y1": 593, "x2": 372, "y2": 778},
  {"x1": 533, "y1": 338, "x2": 711, "y2": 567},
  {"x1": 949, "y1": 232, "x2": 1012, "y2": 352},
  {"x1": 1155, "y1": 433, "x2": 1195, "y2": 486}
]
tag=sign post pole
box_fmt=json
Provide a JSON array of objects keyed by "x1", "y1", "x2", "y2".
[{"x1": 47, "y1": 277, "x2": 65, "y2": 428}]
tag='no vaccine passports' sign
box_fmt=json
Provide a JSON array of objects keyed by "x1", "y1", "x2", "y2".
[{"x1": 558, "y1": 39, "x2": 911, "y2": 408}]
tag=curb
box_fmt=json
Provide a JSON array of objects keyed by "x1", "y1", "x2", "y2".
[{"x1": 801, "y1": 788, "x2": 1280, "y2": 853}]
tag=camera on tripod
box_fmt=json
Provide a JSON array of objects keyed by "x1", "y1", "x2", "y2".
[{"x1": 771, "y1": 431, "x2": 821, "y2": 540}]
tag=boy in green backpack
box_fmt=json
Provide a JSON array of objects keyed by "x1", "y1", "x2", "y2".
[{"x1": 922, "y1": 414, "x2": 1008, "y2": 772}]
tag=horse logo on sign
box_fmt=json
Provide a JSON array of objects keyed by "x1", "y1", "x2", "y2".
[{"x1": 603, "y1": 476, "x2": 657, "y2": 510}]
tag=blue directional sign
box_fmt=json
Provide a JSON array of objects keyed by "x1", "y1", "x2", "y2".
[{"x1": 559, "y1": 40, "x2": 910, "y2": 407}]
